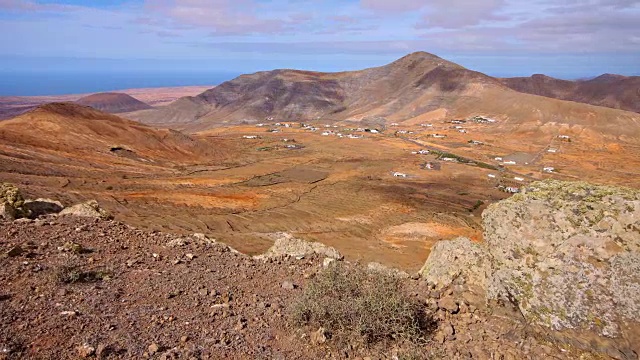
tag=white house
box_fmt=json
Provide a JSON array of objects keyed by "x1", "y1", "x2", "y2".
[
  {"x1": 514, "y1": 177, "x2": 525, "y2": 181},
  {"x1": 418, "y1": 150, "x2": 430, "y2": 154},
  {"x1": 503, "y1": 160, "x2": 517, "y2": 165},
  {"x1": 393, "y1": 172, "x2": 408, "y2": 178},
  {"x1": 441, "y1": 157, "x2": 457, "y2": 162},
  {"x1": 543, "y1": 167, "x2": 555, "y2": 173},
  {"x1": 494, "y1": 157, "x2": 503, "y2": 161},
  {"x1": 243, "y1": 135, "x2": 259, "y2": 139},
  {"x1": 547, "y1": 148, "x2": 558, "y2": 153},
  {"x1": 488, "y1": 174, "x2": 496, "y2": 178},
  {"x1": 558, "y1": 135, "x2": 571, "y2": 140}
]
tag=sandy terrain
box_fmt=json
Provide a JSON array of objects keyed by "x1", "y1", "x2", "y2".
[{"x1": 0, "y1": 85, "x2": 213, "y2": 119}]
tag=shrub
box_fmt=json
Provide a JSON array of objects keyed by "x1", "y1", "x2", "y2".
[
  {"x1": 290, "y1": 263, "x2": 432, "y2": 344},
  {"x1": 55, "y1": 266, "x2": 110, "y2": 284}
]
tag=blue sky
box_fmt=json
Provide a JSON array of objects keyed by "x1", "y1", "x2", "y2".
[{"x1": 1, "y1": 0, "x2": 639, "y2": 79}]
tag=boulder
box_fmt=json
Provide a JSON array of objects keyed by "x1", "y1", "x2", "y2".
[
  {"x1": 420, "y1": 180, "x2": 640, "y2": 359},
  {"x1": 482, "y1": 180, "x2": 640, "y2": 358},
  {"x1": 0, "y1": 202, "x2": 16, "y2": 221},
  {"x1": 23, "y1": 198, "x2": 64, "y2": 218},
  {"x1": 255, "y1": 232, "x2": 343, "y2": 260},
  {"x1": 419, "y1": 237, "x2": 491, "y2": 290},
  {"x1": 59, "y1": 200, "x2": 112, "y2": 220},
  {"x1": 0, "y1": 183, "x2": 28, "y2": 219}
]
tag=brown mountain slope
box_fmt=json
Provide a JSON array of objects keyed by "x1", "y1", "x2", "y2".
[
  {"x1": 0, "y1": 103, "x2": 224, "y2": 166},
  {"x1": 76, "y1": 92, "x2": 152, "y2": 113},
  {"x1": 126, "y1": 52, "x2": 640, "y2": 140},
  {"x1": 501, "y1": 74, "x2": 640, "y2": 113}
]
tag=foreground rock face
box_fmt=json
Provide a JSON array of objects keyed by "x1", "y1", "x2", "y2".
[
  {"x1": 420, "y1": 237, "x2": 491, "y2": 291},
  {"x1": 422, "y1": 180, "x2": 640, "y2": 359}
]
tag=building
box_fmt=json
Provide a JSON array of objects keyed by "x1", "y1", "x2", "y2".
[
  {"x1": 543, "y1": 167, "x2": 555, "y2": 173},
  {"x1": 242, "y1": 135, "x2": 259, "y2": 139},
  {"x1": 423, "y1": 162, "x2": 441, "y2": 170},
  {"x1": 393, "y1": 172, "x2": 408, "y2": 177},
  {"x1": 547, "y1": 148, "x2": 558, "y2": 153},
  {"x1": 503, "y1": 160, "x2": 517, "y2": 165},
  {"x1": 488, "y1": 174, "x2": 496, "y2": 178},
  {"x1": 514, "y1": 177, "x2": 525, "y2": 181}
]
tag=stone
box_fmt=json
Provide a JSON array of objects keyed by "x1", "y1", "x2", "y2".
[
  {"x1": 0, "y1": 203, "x2": 16, "y2": 221},
  {"x1": 59, "y1": 200, "x2": 112, "y2": 220},
  {"x1": 255, "y1": 232, "x2": 343, "y2": 260},
  {"x1": 7, "y1": 246, "x2": 24, "y2": 257},
  {"x1": 322, "y1": 257, "x2": 335, "y2": 268},
  {"x1": 422, "y1": 180, "x2": 640, "y2": 358},
  {"x1": 310, "y1": 327, "x2": 328, "y2": 345},
  {"x1": 438, "y1": 296, "x2": 459, "y2": 314},
  {"x1": 419, "y1": 237, "x2": 491, "y2": 291},
  {"x1": 148, "y1": 343, "x2": 160, "y2": 355},
  {"x1": 22, "y1": 198, "x2": 64, "y2": 218},
  {"x1": 76, "y1": 344, "x2": 95, "y2": 358},
  {"x1": 483, "y1": 180, "x2": 640, "y2": 357},
  {"x1": 281, "y1": 281, "x2": 296, "y2": 290}
]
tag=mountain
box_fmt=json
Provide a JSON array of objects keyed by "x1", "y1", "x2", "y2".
[
  {"x1": 0, "y1": 103, "x2": 218, "y2": 164},
  {"x1": 126, "y1": 52, "x2": 640, "y2": 139},
  {"x1": 75, "y1": 92, "x2": 152, "y2": 113},
  {"x1": 501, "y1": 74, "x2": 640, "y2": 113}
]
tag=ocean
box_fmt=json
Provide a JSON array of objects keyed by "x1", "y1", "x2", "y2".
[{"x1": 0, "y1": 71, "x2": 241, "y2": 96}]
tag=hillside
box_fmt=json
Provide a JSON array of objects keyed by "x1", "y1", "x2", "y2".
[
  {"x1": 0, "y1": 86, "x2": 211, "y2": 120},
  {"x1": 501, "y1": 74, "x2": 640, "y2": 113},
  {"x1": 126, "y1": 52, "x2": 640, "y2": 141},
  {"x1": 75, "y1": 92, "x2": 152, "y2": 113},
  {"x1": 0, "y1": 103, "x2": 224, "y2": 166}
]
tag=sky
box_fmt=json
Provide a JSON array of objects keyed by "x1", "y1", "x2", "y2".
[{"x1": 1, "y1": 0, "x2": 639, "y2": 81}]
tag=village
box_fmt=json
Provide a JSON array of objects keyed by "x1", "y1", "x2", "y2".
[{"x1": 237, "y1": 114, "x2": 573, "y2": 195}]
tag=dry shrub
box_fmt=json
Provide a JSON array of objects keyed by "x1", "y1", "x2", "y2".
[
  {"x1": 291, "y1": 263, "x2": 432, "y2": 344},
  {"x1": 55, "y1": 265, "x2": 110, "y2": 284}
]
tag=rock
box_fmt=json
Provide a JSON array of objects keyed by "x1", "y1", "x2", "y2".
[
  {"x1": 423, "y1": 180, "x2": 640, "y2": 358},
  {"x1": 438, "y1": 296, "x2": 459, "y2": 314},
  {"x1": 76, "y1": 344, "x2": 95, "y2": 358},
  {"x1": 22, "y1": 198, "x2": 64, "y2": 218},
  {"x1": 310, "y1": 327, "x2": 328, "y2": 345},
  {"x1": 322, "y1": 257, "x2": 335, "y2": 268},
  {"x1": 0, "y1": 203, "x2": 16, "y2": 221},
  {"x1": 255, "y1": 232, "x2": 343, "y2": 260},
  {"x1": 59, "y1": 200, "x2": 112, "y2": 220},
  {"x1": 7, "y1": 246, "x2": 24, "y2": 257},
  {"x1": 419, "y1": 237, "x2": 491, "y2": 291},
  {"x1": 0, "y1": 183, "x2": 28, "y2": 219},
  {"x1": 366, "y1": 262, "x2": 409, "y2": 278},
  {"x1": 281, "y1": 281, "x2": 296, "y2": 290},
  {"x1": 148, "y1": 343, "x2": 160, "y2": 355},
  {"x1": 483, "y1": 180, "x2": 640, "y2": 357}
]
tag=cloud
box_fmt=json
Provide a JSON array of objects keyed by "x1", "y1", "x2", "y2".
[
  {"x1": 0, "y1": 0, "x2": 75, "y2": 12},
  {"x1": 142, "y1": 0, "x2": 303, "y2": 36}
]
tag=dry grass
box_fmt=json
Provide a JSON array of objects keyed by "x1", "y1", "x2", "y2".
[{"x1": 290, "y1": 263, "x2": 433, "y2": 344}]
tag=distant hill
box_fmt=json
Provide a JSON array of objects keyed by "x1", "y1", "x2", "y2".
[
  {"x1": 75, "y1": 92, "x2": 152, "y2": 113},
  {"x1": 0, "y1": 103, "x2": 219, "y2": 163},
  {"x1": 126, "y1": 52, "x2": 640, "y2": 141},
  {"x1": 500, "y1": 74, "x2": 640, "y2": 113}
]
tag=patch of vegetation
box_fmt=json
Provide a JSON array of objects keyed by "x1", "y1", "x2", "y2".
[
  {"x1": 290, "y1": 263, "x2": 433, "y2": 345},
  {"x1": 55, "y1": 266, "x2": 111, "y2": 284},
  {"x1": 469, "y1": 200, "x2": 484, "y2": 212}
]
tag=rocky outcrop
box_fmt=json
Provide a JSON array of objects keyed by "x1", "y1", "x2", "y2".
[
  {"x1": 419, "y1": 237, "x2": 491, "y2": 291},
  {"x1": 421, "y1": 180, "x2": 640, "y2": 359},
  {"x1": 0, "y1": 183, "x2": 28, "y2": 220},
  {"x1": 255, "y1": 232, "x2": 343, "y2": 260},
  {"x1": 59, "y1": 200, "x2": 112, "y2": 220},
  {"x1": 23, "y1": 198, "x2": 64, "y2": 218}
]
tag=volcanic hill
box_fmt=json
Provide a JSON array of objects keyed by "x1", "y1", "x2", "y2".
[
  {"x1": 75, "y1": 92, "x2": 152, "y2": 113},
  {"x1": 501, "y1": 74, "x2": 640, "y2": 114},
  {"x1": 127, "y1": 52, "x2": 640, "y2": 140}
]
